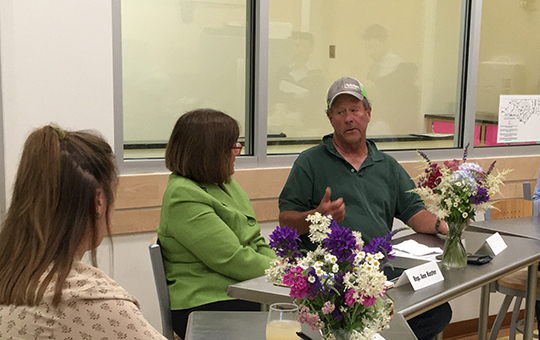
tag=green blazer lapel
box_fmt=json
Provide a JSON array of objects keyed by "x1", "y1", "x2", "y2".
[{"x1": 205, "y1": 181, "x2": 257, "y2": 219}]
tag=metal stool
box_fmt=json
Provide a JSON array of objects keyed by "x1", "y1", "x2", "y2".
[{"x1": 488, "y1": 270, "x2": 540, "y2": 340}]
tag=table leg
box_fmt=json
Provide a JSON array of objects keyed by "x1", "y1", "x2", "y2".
[
  {"x1": 523, "y1": 262, "x2": 538, "y2": 340},
  {"x1": 478, "y1": 285, "x2": 490, "y2": 340}
]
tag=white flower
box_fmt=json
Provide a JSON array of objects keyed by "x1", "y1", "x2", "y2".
[
  {"x1": 332, "y1": 264, "x2": 339, "y2": 273},
  {"x1": 462, "y1": 212, "x2": 468, "y2": 218},
  {"x1": 315, "y1": 267, "x2": 325, "y2": 277},
  {"x1": 308, "y1": 276, "x2": 316, "y2": 283},
  {"x1": 325, "y1": 254, "x2": 337, "y2": 264},
  {"x1": 353, "y1": 231, "x2": 364, "y2": 249}
]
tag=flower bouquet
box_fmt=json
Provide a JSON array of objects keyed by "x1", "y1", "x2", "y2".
[
  {"x1": 410, "y1": 147, "x2": 509, "y2": 268},
  {"x1": 265, "y1": 213, "x2": 394, "y2": 340}
]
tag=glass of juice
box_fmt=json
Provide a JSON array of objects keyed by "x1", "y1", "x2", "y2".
[{"x1": 266, "y1": 302, "x2": 301, "y2": 340}]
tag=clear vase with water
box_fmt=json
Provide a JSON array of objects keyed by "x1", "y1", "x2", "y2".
[{"x1": 441, "y1": 219, "x2": 469, "y2": 269}]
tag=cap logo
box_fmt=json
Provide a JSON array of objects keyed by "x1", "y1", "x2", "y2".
[{"x1": 344, "y1": 83, "x2": 360, "y2": 90}]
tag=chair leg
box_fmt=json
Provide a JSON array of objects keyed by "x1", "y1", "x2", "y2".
[
  {"x1": 509, "y1": 297, "x2": 523, "y2": 340},
  {"x1": 489, "y1": 295, "x2": 515, "y2": 340}
]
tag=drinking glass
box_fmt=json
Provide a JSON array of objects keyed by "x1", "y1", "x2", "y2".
[{"x1": 265, "y1": 302, "x2": 301, "y2": 340}]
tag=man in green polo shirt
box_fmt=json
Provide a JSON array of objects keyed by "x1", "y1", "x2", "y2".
[{"x1": 278, "y1": 76, "x2": 452, "y2": 340}]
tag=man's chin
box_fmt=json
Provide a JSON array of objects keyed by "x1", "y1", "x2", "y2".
[{"x1": 343, "y1": 132, "x2": 363, "y2": 143}]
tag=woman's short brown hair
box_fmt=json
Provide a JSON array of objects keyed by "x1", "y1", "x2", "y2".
[{"x1": 165, "y1": 108, "x2": 240, "y2": 184}]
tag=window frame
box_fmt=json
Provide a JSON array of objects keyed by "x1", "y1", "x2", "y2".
[
  {"x1": 112, "y1": 0, "x2": 540, "y2": 175},
  {"x1": 0, "y1": 32, "x2": 5, "y2": 214}
]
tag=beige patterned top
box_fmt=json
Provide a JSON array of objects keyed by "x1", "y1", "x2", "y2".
[{"x1": 0, "y1": 261, "x2": 166, "y2": 340}]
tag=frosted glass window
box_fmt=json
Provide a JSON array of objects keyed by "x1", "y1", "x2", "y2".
[
  {"x1": 267, "y1": 1, "x2": 464, "y2": 154},
  {"x1": 121, "y1": 0, "x2": 248, "y2": 159}
]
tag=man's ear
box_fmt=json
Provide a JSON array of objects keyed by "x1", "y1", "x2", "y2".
[{"x1": 95, "y1": 188, "x2": 105, "y2": 216}]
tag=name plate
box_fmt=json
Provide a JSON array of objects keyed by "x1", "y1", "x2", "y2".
[
  {"x1": 485, "y1": 232, "x2": 507, "y2": 255},
  {"x1": 394, "y1": 261, "x2": 444, "y2": 291}
]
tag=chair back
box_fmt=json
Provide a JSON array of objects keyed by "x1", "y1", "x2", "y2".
[
  {"x1": 523, "y1": 181, "x2": 532, "y2": 200},
  {"x1": 149, "y1": 240, "x2": 175, "y2": 340},
  {"x1": 485, "y1": 181, "x2": 539, "y2": 220},
  {"x1": 485, "y1": 199, "x2": 533, "y2": 220}
]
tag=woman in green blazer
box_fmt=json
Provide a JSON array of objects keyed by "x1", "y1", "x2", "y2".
[{"x1": 158, "y1": 109, "x2": 276, "y2": 338}]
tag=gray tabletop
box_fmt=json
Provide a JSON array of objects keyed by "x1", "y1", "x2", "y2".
[
  {"x1": 185, "y1": 311, "x2": 417, "y2": 340},
  {"x1": 228, "y1": 231, "x2": 540, "y2": 319},
  {"x1": 387, "y1": 232, "x2": 540, "y2": 317},
  {"x1": 470, "y1": 216, "x2": 540, "y2": 241}
]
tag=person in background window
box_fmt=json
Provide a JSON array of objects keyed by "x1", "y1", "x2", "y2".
[
  {"x1": 533, "y1": 168, "x2": 540, "y2": 335},
  {"x1": 268, "y1": 31, "x2": 324, "y2": 137},
  {"x1": 532, "y1": 168, "x2": 540, "y2": 201},
  {"x1": 158, "y1": 109, "x2": 275, "y2": 339},
  {"x1": 359, "y1": 24, "x2": 420, "y2": 135},
  {"x1": 0, "y1": 125, "x2": 165, "y2": 339},
  {"x1": 278, "y1": 77, "x2": 452, "y2": 340}
]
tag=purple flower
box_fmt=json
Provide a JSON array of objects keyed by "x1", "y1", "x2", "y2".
[
  {"x1": 363, "y1": 234, "x2": 394, "y2": 260},
  {"x1": 331, "y1": 306, "x2": 344, "y2": 321},
  {"x1": 471, "y1": 186, "x2": 490, "y2": 205},
  {"x1": 269, "y1": 226, "x2": 301, "y2": 257},
  {"x1": 306, "y1": 267, "x2": 323, "y2": 299},
  {"x1": 323, "y1": 224, "x2": 357, "y2": 263}
]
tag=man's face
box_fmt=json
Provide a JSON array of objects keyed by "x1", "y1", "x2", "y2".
[{"x1": 328, "y1": 94, "x2": 371, "y2": 146}]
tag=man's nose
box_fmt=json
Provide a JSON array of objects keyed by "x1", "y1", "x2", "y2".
[{"x1": 344, "y1": 110, "x2": 355, "y2": 121}]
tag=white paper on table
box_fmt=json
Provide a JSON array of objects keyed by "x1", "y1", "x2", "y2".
[
  {"x1": 391, "y1": 249, "x2": 441, "y2": 262},
  {"x1": 392, "y1": 239, "x2": 443, "y2": 256},
  {"x1": 371, "y1": 333, "x2": 385, "y2": 340}
]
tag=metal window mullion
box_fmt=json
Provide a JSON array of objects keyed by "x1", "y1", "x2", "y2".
[
  {"x1": 0, "y1": 28, "x2": 5, "y2": 213},
  {"x1": 461, "y1": 0, "x2": 482, "y2": 151},
  {"x1": 252, "y1": 0, "x2": 269, "y2": 164},
  {"x1": 112, "y1": 0, "x2": 127, "y2": 173}
]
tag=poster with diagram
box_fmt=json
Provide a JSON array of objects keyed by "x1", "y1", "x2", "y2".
[{"x1": 497, "y1": 95, "x2": 540, "y2": 143}]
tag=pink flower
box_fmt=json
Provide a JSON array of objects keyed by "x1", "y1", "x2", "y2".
[
  {"x1": 283, "y1": 266, "x2": 310, "y2": 299},
  {"x1": 344, "y1": 288, "x2": 356, "y2": 306},
  {"x1": 361, "y1": 295, "x2": 376, "y2": 306},
  {"x1": 298, "y1": 305, "x2": 324, "y2": 330},
  {"x1": 321, "y1": 301, "x2": 335, "y2": 314}
]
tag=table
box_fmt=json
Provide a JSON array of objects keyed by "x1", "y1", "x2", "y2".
[
  {"x1": 228, "y1": 231, "x2": 540, "y2": 340},
  {"x1": 185, "y1": 311, "x2": 417, "y2": 340},
  {"x1": 470, "y1": 216, "x2": 540, "y2": 241}
]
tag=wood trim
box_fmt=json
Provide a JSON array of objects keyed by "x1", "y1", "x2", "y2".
[
  {"x1": 443, "y1": 310, "x2": 526, "y2": 339},
  {"x1": 110, "y1": 155, "x2": 540, "y2": 235}
]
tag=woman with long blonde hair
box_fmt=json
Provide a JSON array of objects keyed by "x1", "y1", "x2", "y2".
[{"x1": 0, "y1": 125, "x2": 165, "y2": 339}]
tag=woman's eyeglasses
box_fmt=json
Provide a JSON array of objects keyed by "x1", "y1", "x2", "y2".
[{"x1": 231, "y1": 142, "x2": 243, "y2": 155}]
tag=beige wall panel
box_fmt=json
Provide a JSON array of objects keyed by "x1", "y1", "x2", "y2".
[
  {"x1": 251, "y1": 199, "x2": 280, "y2": 223},
  {"x1": 113, "y1": 156, "x2": 540, "y2": 235},
  {"x1": 232, "y1": 168, "x2": 290, "y2": 199},
  {"x1": 111, "y1": 207, "x2": 160, "y2": 235},
  {"x1": 115, "y1": 174, "x2": 168, "y2": 209}
]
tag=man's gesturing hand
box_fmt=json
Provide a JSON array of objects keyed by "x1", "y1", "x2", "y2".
[{"x1": 316, "y1": 187, "x2": 346, "y2": 222}]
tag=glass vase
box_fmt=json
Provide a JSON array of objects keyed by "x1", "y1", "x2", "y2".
[
  {"x1": 329, "y1": 329, "x2": 352, "y2": 340},
  {"x1": 441, "y1": 219, "x2": 468, "y2": 269}
]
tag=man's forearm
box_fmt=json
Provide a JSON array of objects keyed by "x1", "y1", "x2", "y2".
[
  {"x1": 407, "y1": 209, "x2": 448, "y2": 235},
  {"x1": 278, "y1": 210, "x2": 317, "y2": 235}
]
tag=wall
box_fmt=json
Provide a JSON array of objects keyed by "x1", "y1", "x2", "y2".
[
  {"x1": 0, "y1": 0, "x2": 115, "y2": 196},
  {"x1": 1, "y1": 0, "x2": 540, "y2": 334}
]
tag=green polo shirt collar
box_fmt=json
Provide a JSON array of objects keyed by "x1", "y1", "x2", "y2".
[{"x1": 321, "y1": 134, "x2": 385, "y2": 170}]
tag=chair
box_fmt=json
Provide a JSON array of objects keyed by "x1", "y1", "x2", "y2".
[
  {"x1": 149, "y1": 239, "x2": 176, "y2": 340},
  {"x1": 487, "y1": 182, "x2": 540, "y2": 340}
]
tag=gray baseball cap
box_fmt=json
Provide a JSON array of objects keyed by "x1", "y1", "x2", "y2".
[{"x1": 326, "y1": 77, "x2": 368, "y2": 110}]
